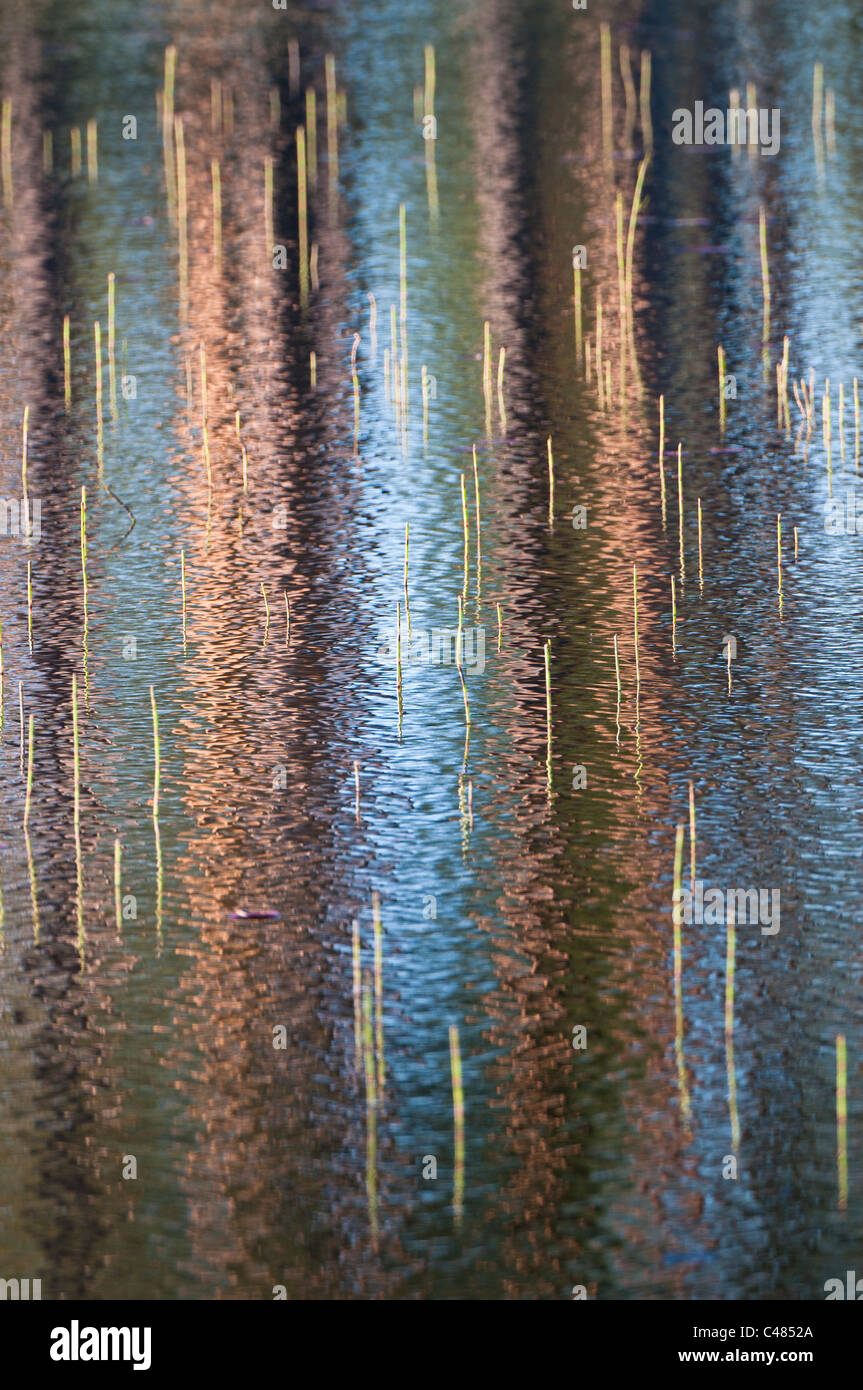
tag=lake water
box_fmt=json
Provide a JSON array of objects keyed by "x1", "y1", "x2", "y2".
[{"x1": 0, "y1": 0, "x2": 861, "y2": 1300}]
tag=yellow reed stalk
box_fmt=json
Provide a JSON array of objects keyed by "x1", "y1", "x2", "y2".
[
  {"x1": 456, "y1": 595, "x2": 470, "y2": 730},
  {"x1": 325, "y1": 54, "x2": 338, "y2": 216},
  {"x1": 199, "y1": 342, "x2": 211, "y2": 491},
  {"x1": 114, "y1": 838, "x2": 122, "y2": 931},
  {"x1": 86, "y1": 118, "x2": 97, "y2": 185},
  {"x1": 403, "y1": 522, "x2": 411, "y2": 638},
  {"x1": 677, "y1": 442, "x2": 684, "y2": 579},
  {"x1": 305, "y1": 88, "x2": 317, "y2": 184},
  {"x1": 547, "y1": 436, "x2": 555, "y2": 527},
  {"x1": 633, "y1": 563, "x2": 640, "y2": 717},
  {"x1": 600, "y1": 23, "x2": 613, "y2": 163},
  {"x1": 63, "y1": 314, "x2": 71, "y2": 410},
  {"x1": 180, "y1": 549, "x2": 187, "y2": 652},
  {"x1": 472, "y1": 445, "x2": 482, "y2": 592},
  {"x1": 725, "y1": 898, "x2": 740, "y2": 1149},
  {"x1": 174, "y1": 116, "x2": 187, "y2": 307},
  {"x1": 261, "y1": 582, "x2": 270, "y2": 646},
  {"x1": 658, "y1": 394, "x2": 666, "y2": 521},
  {"x1": 70, "y1": 125, "x2": 81, "y2": 177},
  {"x1": 450, "y1": 1023, "x2": 465, "y2": 1223},
  {"x1": 23, "y1": 714, "x2": 34, "y2": 829},
  {"x1": 149, "y1": 684, "x2": 160, "y2": 821},
  {"x1": 1, "y1": 97, "x2": 12, "y2": 208},
  {"x1": 837, "y1": 1033, "x2": 848, "y2": 1210},
  {"x1": 544, "y1": 638, "x2": 552, "y2": 793},
  {"x1": 297, "y1": 126, "x2": 309, "y2": 311},
  {"x1": 351, "y1": 333, "x2": 361, "y2": 457},
  {"x1": 697, "y1": 497, "x2": 704, "y2": 591},
  {"x1": 759, "y1": 205, "x2": 770, "y2": 347},
  {"x1": 639, "y1": 50, "x2": 652, "y2": 153},
  {"x1": 573, "y1": 261, "x2": 582, "y2": 367},
  {"x1": 352, "y1": 918, "x2": 361, "y2": 1061},
  {"x1": 211, "y1": 159, "x2": 222, "y2": 272},
  {"x1": 373, "y1": 891, "x2": 385, "y2": 1091},
  {"x1": 460, "y1": 473, "x2": 469, "y2": 594},
  {"x1": 21, "y1": 404, "x2": 29, "y2": 509},
  {"x1": 497, "y1": 347, "x2": 507, "y2": 434}
]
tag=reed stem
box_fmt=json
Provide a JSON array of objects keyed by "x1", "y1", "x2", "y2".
[
  {"x1": 837, "y1": 1033, "x2": 848, "y2": 1210},
  {"x1": 697, "y1": 497, "x2": 704, "y2": 591},
  {"x1": 677, "y1": 442, "x2": 684, "y2": 579},
  {"x1": 63, "y1": 314, "x2": 71, "y2": 410},
  {"x1": 600, "y1": 22, "x2": 613, "y2": 163},
  {"x1": 351, "y1": 332, "x2": 361, "y2": 457},
  {"x1": 94, "y1": 321, "x2": 103, "y2": 472},
  {"x1": 403, "y1": 522, "x2": 411, "y2": 638},
  {"x1": 449, "y1": 1023, "x2": 465, "y2": 1222},
  {"x1": 759, "y1": 205, "x2": 770, "y2": 347},
  {"x1": 396, "y1": 601, "x2": 404, "y2": 726},
  {"x1": 497, "y1": 347, "x2": 507, "y2": 434},
  {"x1": 23, "y1": 714, "x2": 34, "y2": 829},
  {"x1": 114, "y1": 838, "x2": 122, "y2": 931},
  {"x1": 174, "y1": 115, "x2": 188, "y2": 308},
  {"x1": 639, "y1": 50, "x2": 653, "y2": 153},
  {"x1": 351, "y1": 918, "x2": 362, "y2": 1060},
  {"x1": 149, "y1": 685, "x2": 160, "y2": 821},
  {"x1": 472, "y1": 445, "x2": 482, "y2": 595},
  {"x1": 297, "y1": 126, "x2": 309, "y2": 310},
  {"x1": 658, "y1": 394, "x2": 666, "y2": 522},
  {"x1": 261, "y1": 582, "x2": 270, "y2": 646},
  {"x1": 211, "y1": 159, "x2": 222, "y2": 272},
  {"x1": 180, "y1": 549, "x2": 187, "y2": 651},
  {"x1": 80, "y1": 485, "x2": 88, "y2": 629},
  {"x1": 544, "y1": 638, "x2": 552, "y2": 792},
  {"x1": 199, "y1": 342, "x2": 212, "y2": 491},
  {"x1": 456, "y1": 594, "x2": 470, "y2": 729},
  {"x1": 107, "y1": 272, "x2": 117, "y2": 421},
  {"x1": 688, "y1": 781, "x2": 696, "y2": 890},
  {"x1": 21, "y1": 404, "x2": 29, "y2": 508},
  {"x1": 72, "y1": 672, "x2": 83, "y2": 959},
  {"x1": 633, "y1": 563, "x2": 640, "y2": 716},
  {"x1": 460, "y1": 473, "x2": 469, "y2": 595},
  {"x1": 325, "y1": 54, "x2": 338, "y2": 217},
  {"x1": 547, "y1": 436, "x2": 555, "y2": 527},
  {"x1": 1, "y1": 97, "x2": 12, "y2": 208},
  {"x1": 372, "y1": 890, "x2": 384, "y2": 1091}
]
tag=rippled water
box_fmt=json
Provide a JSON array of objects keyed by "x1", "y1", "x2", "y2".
[{"x1": 1, "y1": 0, "x2": 862, "y2": 1300}]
